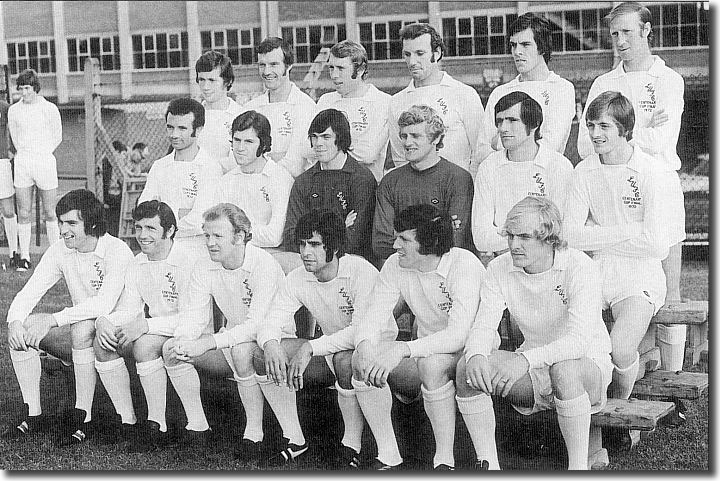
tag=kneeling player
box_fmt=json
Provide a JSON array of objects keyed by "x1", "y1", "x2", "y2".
[
  {"x1": 458, "y1": 196, "x2": 612, "y2": 470},
  {"x1": 93, "y1": 200, "x2": 192, "y2": 451},
  {"x1": 257, "y1": 210, "x2": 403, "y2": 469},
  {"x1": 4, "y1": 189, "x2": 133, "y2": 444},
  {"x1": 162, "y1": 203, "x2": 307, "y2": 463},
  {"x1": 354, "y1": 204, "x2": 486, "y2": 470}
]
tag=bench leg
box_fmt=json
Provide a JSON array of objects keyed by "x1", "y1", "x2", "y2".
[{"x1": 587, "y1": 426, "x2": 608, "y2": 470}]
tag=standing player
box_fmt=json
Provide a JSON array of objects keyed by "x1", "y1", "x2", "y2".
[
  {"x1": 459, "y1": 196, "x2": 612, "y2": 470},
  {"x1": 565, "y1": 91, "x2": 668, "y2": 400},
  {"x1": 483, "y1": 13, "x2": 576, "y2": 155},
  {"x1": 92, "y1": 200, "x2": 193, "y2": 452},
  {"x1": 373, "y1": 105, "x2": 474, "y2": 263},
  {"x1": 163, "y1": 203, "x2": 307, "y2": 462},
  {"x1": 139, "y1": 98, "x2": 223, "y2": 260},
  {"x1": 389, "y1": 23, "x2": 489, "y2": 173},
  {"x1": 257, "y1": 210, "x2": 403, "y2": 470},
  {"x1": 282, "y1": 109, "x2": 376, "y2": 259},
  {"x1": 195, "y1": 50, "x2": 244, "y2": 174},
  {"x1": 4, "y1": 189, "x2": 133, "y2": 444},
  {"x1": 317, "y1": 40, "x2": 392, "y2": 183},
  {"x1": 8, "y1": 69, "x2": 62, "y2": 270},
  {"x1": 577, "y1": 1, "x2": 687, "y2": 370},
  {"x1": 0, "y1": 97, "x2": 19, "y2": 267},
  {"x1": 472, "y1": 91, "x2": 573, "y2": 255},
  {"x1": 355, "y1": 204, "x2": 486, "y2": 470},
  {"x1": 244, "y1": 37, "x2": 317, "y2": 177}
]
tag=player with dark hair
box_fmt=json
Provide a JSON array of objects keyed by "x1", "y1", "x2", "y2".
[
  {"x1": 483, "y1": 13, "x2": 576, "y2": 155},
  {"x1": 459, "y1": 196, "x2": 612, "y2": 470},
  {"x1": 4, "y1": 189, "x2": 133, "y2": 445},
  {"x1": 8, "y1": 68, "x2": 63, "y2": 270},
  {"x1": 282, "y1": 109, "x2": 376, "y2": 259},
  {"x1": 257, "y1": 210, "x2": 403, "y2": 469},
  {"x1": 355, "y1": 204, "x2": 486, "y2": 470},
  {"x1": 472, "y1": 91, "x2": 573, "y2": 255},
  {"x1": 389, "y1": 23, "x2": 489, "y2": 173},
  {"x1": 244, "y1": 37, "x2": 316, "y2": 177}
]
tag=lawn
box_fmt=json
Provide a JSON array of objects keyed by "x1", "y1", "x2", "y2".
[{"x1": 0, "y1": 250, "x2": 709, "y2": 471}]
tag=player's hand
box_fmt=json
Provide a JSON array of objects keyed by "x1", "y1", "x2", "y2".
[
  {"x1": 465, "y1": 354, "x2": 494, "y2": 394},
  {"x1": 491, "y1": 353, "x2": 529, "y2": 397},
  {"x1": 354, "y1": 340, "x2": 375, "y2": 385},
  {"x1": 8, "y1": 320, "x2": 28, "y2": 351},
  {"x1": 345, "y1": 210, "x2": 358, "y2": 228},
  {"x1": 365, "y1": 341, "x2": 408, "y2": 388},
  {"x1": 96, "y1": 316, "x2": 119, "y2": 352},
  {"x1": 287, "y1": 341, "x2": 313, "y2": 391},
  {"x1": 648, "y1": 108, "x2": 668, "y2": 128},
  {"x1": 174, "y1": 336, "x2": 214, "y2": 361},
  {"x1": 117, "y1": 315, "x2": 149, "y2": 350},
  {"x1": 262, "y1": 340, "x2": 289, "y2": 387},
  {"x1": 24, "y1": 313, "x2": 57, "y2": 350}
]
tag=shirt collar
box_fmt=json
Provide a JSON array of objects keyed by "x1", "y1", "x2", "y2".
[
  {"x1": 403, "y1": 71, "x2": 454, "y2": 92},
  {"x1": 303, "y1": 255, "x2": 354, "y2": 283},
  {"x1": 610, "y1": 55, "x2": 664, "y2": 79},
  {"x1": 207, "y1": 242, "x2": 262, "y2": 272},
  {"x1": 65, "y1": 233, "x2": 110, "y2": 258},
  {"x1": 135, "y1": 241, "x2": 184, "y2": 266},
  {"x1": 583, "y1": 146, "x2": 643, "y2": 172},
  {"x1": 227, "y1": 154, "x2": 275, "y2": 177},
  {"x1": 311, "y1": 153, "x2": 358, "y2": 174},
  {"x1": 499, "y1": 143, "x2": 550, "y2": 169},
  {"x1": 509, "y1": 247, "x2": 569, "y2": 274}
]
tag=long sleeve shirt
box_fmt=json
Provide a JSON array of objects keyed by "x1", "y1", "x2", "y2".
[
  {"x1": 471, "y1": 145, "x2": 574, "y2": 254},
  {"x1": 389, "y1": 72, "x2": 487, "y2": 172},
  {"x1": 564, "y1": 148, "x2": 669, "y2": 260},
  {"x1": 244, "y1": 82, "x2": 317, "y2": 177},
  {"x1": 373, "y1": 158, "x2": 474, "y2": 260},
  {"x1": 8, "y1": 96, "x2": 62, "y2": 155},
  {"x1": 173, "y1": 243, "x2": 293, "y2": 350},
  {"x1": 105, "y1": 242, "x2": 200, "y2": 336},
  {"x1": 577, "y1": 56, "x2": 684, "y2": 172},
  {"x1": 7, "y1": 234, "x2": 133, "y2": 327},
  {"x1": 138, "y1": 147, "x2": 223, "y2": 239},
  {"x1": 261, "y1": 254, "x2": 387, "y2": 356},
  {"x1": 354, "y1": 247, "x2": 485, "y2": 358},
  {"x1": 282, "y1": 154, "x2": 376, "y2": 258},
  {"x1": 464, "y1": 248, "x2": 610, "y2": 368},
  {"x1": 317, "y1": 85, "x2": 392, "y2": 182},
  {"x1": 198, "y1": 97, "x2": 245, "y2": 174}
]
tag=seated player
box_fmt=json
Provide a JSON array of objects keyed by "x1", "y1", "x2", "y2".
[
  {"x1": 4, "y1": 189, "x2": 133, "y2": 445},
  {"x1": 354, "y1": 204, "x2": 486, "y2": 470},
  {"x1": 564, "y1": 91, "x2": 669, "y2": 400},
  {"x1": 93, "y1": 200, "x2": 194, "y2": 452},
  {"x1": 162, "y1": 203, "x2": 307, "y2": 464},
  {"x1": 458, "y1": 196, "x2": 613, "y2": 470},
  {"x1": 256, "y1": 210, "x2": 403, "y2": 470},
  {"x1": 472, "y1": 91, "x2": 573, "y2": 255}
]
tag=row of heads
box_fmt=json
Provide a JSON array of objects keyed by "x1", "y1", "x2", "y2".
[{"x1": 57, "y1": 189, "x2": 566, "y2": 262}]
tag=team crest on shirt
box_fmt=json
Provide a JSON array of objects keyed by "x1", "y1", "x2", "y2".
[
  {"x1": 437, "y1": 281, "x2": 453, "y2": 313},
  {"x1": 260, "y1": 186, "x2": 270, "y2": 203},
  {"x1": 435, "y1": 98, "x2": 448, "y2": 116},
  {"x1": 540, "y1": 90, "x2": 550, "y2": 106},
  {"x1": 554, "y1": 284, "x2": 568, "y2": 305},
  {"x1": 338, "y1": 286, "x2": 354, "y2": 316},
  {"x1": 182, "y1": 172, "x2": 199, "y2": 199},
  {"x1": 638, "y1": 83, "x2": 657, "y2": 113},
  {"x1": 336, "y1": 191, "x2": 348, "y2": 211},
  {"x1": 90, "y1": 261, "x2": 104, "y2": 291},
  {"x1": 529, "y1": 172, "x2": 546, "y2": 196},
  {"x1": 622, "y1": 176, "x2": 642, "y2": 209},
  {"x1": 351, "y1": 107, "x2": 368, "y2": 132},
  {"x1": 242, "y1": 279, "x2": 253, "y2": 307},
  {"x1": 162, "y1": 271, "x2": 179, "y2": 304},
  {"x1": 278, "y1": 111, "x2": 292, "y2": 136}
]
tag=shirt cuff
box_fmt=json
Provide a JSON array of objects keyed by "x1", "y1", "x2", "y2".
[
  {"x1": 308, "y1": 337, "x2": 329, "y2": 357},
  {"x1": 54, "y1": 311, "x2": 70, "y2": 327},
  {"x1": 520, "y1": 349, "x2": 545, "y2": 370},
  {"x1": 406, "y1": 339, "x2": 429, "y2": 358},
  {"x1": 213, "y1": 331, "x2": 233, "y2": 351}
]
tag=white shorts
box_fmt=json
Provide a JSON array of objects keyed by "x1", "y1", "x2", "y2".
[
  {"x1": 595, "y1": 255, "x2": 667, "y2": 315},
  {"x1": 659, "y1": 170, "x2": 686, "y2": 245},
  {"x1": 13, "y1": 151, "x2": 58, "y2": 190},
  {"x1": 511, "y1": 353, "x2": 614, "y2": 416},
  {"x1": 0, "y1": 158, "x2": 14, "y2": 199}
]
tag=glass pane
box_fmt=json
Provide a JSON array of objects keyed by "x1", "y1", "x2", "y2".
[
  {"x1": 132, "y1": 35, "x2": 142, "y2": 52},
  {"x1": 361, "y1": 42, "x2": 372, "y2": 59},
  {"x1": 156, "y1": 34, "x2": 167, "y2": 51},
  {"x1": 699, "y1": 24, "x2": 708, "y2": 45},
  {"x1": 338, "y1": 24, "x2": 346, "y2": 41},
  {"x1": 102, "y1": 55, "x2": 113, "y2": 70},
  {"x1": 201, "y1": 31, "x2": 211, "y2": 49},
  {"x1": 133, "y1": 53, "x2": 143, "y2": 69},
  {"x1": 18, "y1": 43, "x2": 26, "y2": 57},
  {"x1": 40, "y1": 41, "x2": 48, "y2": 56},
  {"x1": 474, "y1": 16, "x2": 487, "y2": 36},
  {"x1": 490, "y1": 16, "x2": 503, "y2": 34},
  {"x1": 680, "y1": 25, "x2": 697, "y2": 46},
  {"x1": 565, "y1": 10, "x2": 579, "y2": 30},
  {"x1": 7, "y1": 44, "x2": 15, "y2": 59},
  {"x1": 582, "y1": 9, "x2": 597, "y2": 30},
  {"x1": 29, "y1": 58, "x2": 38, "y2": 71},
  {"x1": 310, "y1": 44, "x2": 321, "y2": 61},
  {"x1": 359, "y1": 23, "x2": 372, "y2": 42},
  {"x1": 253, "y1": 27, "x2": 261, "y2": 44},
  {"x1": 157, "y1": 50, "x2": 168, "y2": 68},
  {"x1": 9, "y1": 60, "x2": 16, "y2": 75},
  {"x1": 389, "y1": 21, "x2": 402, "y2": 39},
  {"x1": 459, "y1": 18, "x2": 471, "y2": 36},
  {"x1": 144, "y1": 35, "x2": 154, "y2": 50},
  {"x1": 445, "y1": 38, "x2": 457, "y2": 56},
  {"x1": 389, "y1": 39, "x2": 402, "y2": 58},
  {"x1": 28, "y1": 42, "x2": 38, "y2": 57},
  {"x1": 375, "y1": 23, "x2": 387, "y2": 40},
  {"x1": 114, "y1": 36, "x2": 120, "y2": 52},
  {"x1": 374, "y1": 42, "x2": 387, "y2": 60},
  {"x1": 296, "y1": 45, "x2": 308, "y2": 63},
  {"x1": 67, "y1": 38, "x2": 76, "y2": 54},
  {"x1": 181, "y1": 32, "x2": 187, "y2": 49},
  {"x1": 565, "y1": 32, "x2": 580, "y2": 51},
  {"x1": 40, "y1": 57, "x2": 50, "y2": 73},
  {"x1": 238, "y1": 30, "x2": 249, "y2": 46},
  {"x1": 662, "y1": 5, "x2": 678, "y2": 26},
  {"x1": 79, "y1": 39, "x2": 88, "y2": 54},
  {"x1": 662, "y1": 26, "x2": 679, "y2": 47},
  {"x1": 214, "y1": 31, "x2": 224, "y2": 47},
  {"x1": 18, "y1": 59, "x2": 28, "y2": 72},
  {"x1": 144, "y1": 52, "x2": 155, "y2": 68},
  {"x1": 102, "y1": 37, "x2": 111, "y2": 52},
  {"x1": 296, "y1": 28, "x2": 307, "y2": 44},
  {"x1": 240, "y1": 47, "x2": 252, "y2": 65},
  {"x1": 309, "y1": 26, "x2": 321, "y2": 44},
  {"x1": 582, "y1": 30, "x2": 598, "y2": 50},
  {"x1": 90, "y1": 37, "x2": 101, "y2": 57},
  {"x1": 443, "y1": 18, "x2": 456, "y2": 38},
  {"x1": 473, "y1": 36, "x2": 488, "y2": 55},
  {"x1": 458, "y1": 37, "x2": 472, "y2": 56},
  {"x1": 182, "y1": 51, "x2": 188, "y2": 66},
  {"x1": 69, "y1": 55, "x2": 78, "y2": 72},
  {"x1": 323, "y1": 26, "x2": 335, "y2": 44},
  {"x1": 490, "y1": 35, "x2": 504, "y2": 54},
  {"x1": 281, "y1": 27, "x2": 294, "y2": 44},
  {"x1": 680, "y1": 3, "x2": 696, "y2": 24},
  {"x1": 169, "y1": 51, "x2": 181, "y2": 68}
]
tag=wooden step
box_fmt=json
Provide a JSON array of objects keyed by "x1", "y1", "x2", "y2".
[
  {"x1": 632, "y1": 370, "x2": 709, "y2": 400},
  {"x1": 591, "y1": 398, "x2": 675, "y2": 430},
  {"x1": 651, "y1": 301, "x2": 708, "y2": 325}
]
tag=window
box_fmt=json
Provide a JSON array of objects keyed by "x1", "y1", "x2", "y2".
[
  {"x1": 132, "y1": 31, "x2": 188, "y2": 69},
  {"x1": 7, "y1": 39, "x2": 56, "y2": 75},
  {"x1": 200, "y1": 27, "x2": 262, "y2": 65},
  {"x1": 358, "y1": 19, "x2": 426, "y2": 60},
  {"x1": 442, "y1": 14, "x2": 516, "y2": 56},
  {"x1": 67, "y1": 35, "x2": 120, "y2": 72},
  {"x1": 281, "y1": 24, "x2": 346, "y2": 63},
  {"x1": 648, "y1": 2, "x2": 709, "y2": 48},
  {"x1": 536, "y1": 8, "x2": 612, "y2": 53}
]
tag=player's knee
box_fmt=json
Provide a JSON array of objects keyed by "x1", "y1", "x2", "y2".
[
  {"x1": 251, "y1": 349, "x2": 266, "y2": 375},
  {"x1": 70, "y1": 320, "x2": 95, "y2": 349},
  {"x1": 162, "y1": 339, "x2": 179, "y2": 366},
  {"x1": 454, "y1": 357, "x2": 473, "y2": 397},
  {"x1": 333, "y1": 350, "x2": 353, "y2": 389},
  {"x1": 417, "y1": 355, "x2": 455, "y2": 390},
  {"x1": 350, "y1": 350, "x2": 364, "y2": 381},
  {"x1": 132, "y1": 336, "x2": 160, "y2": 362},
  {"x1": 549, "y1": 360, "x2": 583, "y2": 399},
  {"x1": 93, "y1": 337, "x2": 119, "y2": 362},
  {"x1": 231, "y1": 342, "x2": 258, "y2": 377}
]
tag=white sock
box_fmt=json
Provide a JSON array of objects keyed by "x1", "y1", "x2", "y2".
[
  {"x1": 4, "y1": 215, "x2": 18, "y2": 254},
  {"x1": 136, "y1": 358, "x2": 168, "y2": 432},
  {"x1": 256, "y1": 374, "x2": 305, "y2": 446},
  {"x1": 235, "y1": 374, "x2": 265, "y2": 442},
  {"x1": 657, "y1": 324, "x2": 687, "y2": 372},
  {"x1": 612, "y1": 353, "x2": 639, "y2": 400},
  {"x1": 352, "y1": 377, "x2": 403, "y2": 466},
  {"x1": 165, "y1": 363, "x2": 209, "y2": 431},
  {"x1": 72, "y1": 348, "x2": 97, "y2": 423},
  {"x1": 456, "y1": 393, "x2": 500, "y2": 469},
  {"x1": 45, "y1": 219, "x2": 60, "y2": 243},
  {"x1": 335, "y1": 382, "x2": 364, "y2": 454},
  {"x1": 10, "y1": 349, "x2": 42, "y2": 416},
  {"x1": 555, "y1": 393, "x2": 592, "y2": 470},
  {"x1": 95, "y1": 357, "x2": 137, "y2": 425},
  {"x1": 422, "y1": 381, "x2": 456, "y2": 468},
  {"x1": 18, "y1": 222, "x2": 31, "y2": 260}
]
